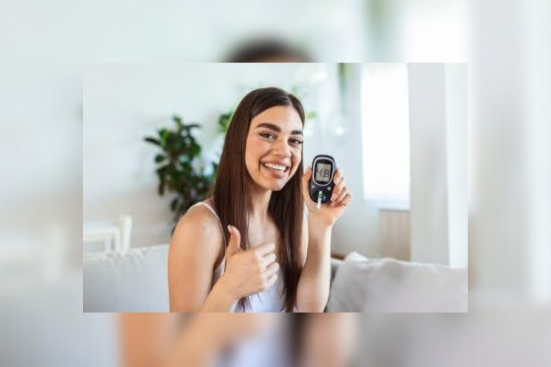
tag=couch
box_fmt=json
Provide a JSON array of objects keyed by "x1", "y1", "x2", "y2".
[{"x1": 83, "y1": 245, "x2": 467, "y2": 312}]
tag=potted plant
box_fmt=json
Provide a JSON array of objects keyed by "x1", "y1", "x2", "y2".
[{"x1": 144, "y1": 115, "x2": 218, "y2": 224}]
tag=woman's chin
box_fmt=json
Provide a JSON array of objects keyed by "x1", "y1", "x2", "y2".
[
  {"x1": 264, "y1": 182, "x2": 286, "y2": 192},
  {"x1": 253, "y1": 178, "x2": 287, "y2": 192}
]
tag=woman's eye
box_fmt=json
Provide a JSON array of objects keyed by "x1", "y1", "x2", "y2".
[
  {"x1": 290, "y1": 139, "x2": 303, "y2": 145},
  {"x1": 260, "y1": 132, "x2": 276, "y2": 140}
]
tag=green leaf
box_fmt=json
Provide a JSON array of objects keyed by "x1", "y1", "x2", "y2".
[
  {"x1": 183, "y1": 124, "x2": 201, "y2": 132},
  {"x1": 159, "y1": 128, "x2": 170, "y2": 147},
  {"x1": 170, "y1": 197, "x2": 179, "y2": 211},
  {"x1": 218, "y1": 111, "x2": 233, "y2": 133},
  {"x1": 156, "y1": 165, "x2": 168, "y2": 175},
  {"x1": 173, "y1": 115, "x2": 183, "y2": 133},
  {"x1": 189, "y1": 143, "x2": 201, "y2": 158},
  {"x1": 144, "y1": 137, "x2": 161, "y2": 146},
  {"x1": 306, "y1": 111, "x2": 317, "y2": 120},
  {"x1": 158, "y1": 175, "x2": 166, "y2": 196},
  {"x1": 145, "y1": 113, "x2": 221, "y2": 222},
  {"x1": 173, "y1": 115, "x2": 183, "y2": 124}
]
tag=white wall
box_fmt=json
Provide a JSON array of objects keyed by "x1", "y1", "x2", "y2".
[
  {"x1": 445, "y1": 64, "x2": 468, "y2": 268},
  {"x1": 0, "y1": 63, "x2": 82, "y2": 267},
  {"x1": 84, "y1": 63, "x2": 467, "y2": 262},
  {"x1": 84, "y1": 63, "x2": 384, "y2": 256},
  {"x1": 408, "y1": 63, "x2": 468, "y2": 267},
  {"x1": 307, "y1": 65, "x2": 382, "y2": 257},
  {"x1": 525, "y1": 0, "x2": 551, "y2": 301},
  {"x1": 408, "y1": 64, "x2": 450, "y2": 265},
  {"x1": 470, "y1": 0, "x2": 529, "y2": 296},
  {"x1": 84, "y1": 64, "x2": 309, "y2": 248}
]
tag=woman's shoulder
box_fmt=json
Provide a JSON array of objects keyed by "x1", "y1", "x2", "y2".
[
  {"x1": 175, "y1": 199, "x2": 222, "y2": 237},
  {"x1": 170, "y1": 199, "x2": 224, "y2": 264}
]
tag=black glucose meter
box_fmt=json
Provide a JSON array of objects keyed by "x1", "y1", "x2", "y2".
[{"x1": 309, "y1": 155, "x2": 337, "y2": 205}]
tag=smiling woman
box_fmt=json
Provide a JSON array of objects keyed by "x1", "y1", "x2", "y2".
[
  {"x1": 245, "y1": 107, "x2": 304, "y2": 191},
  {"x1": 119, "y1": 314, "x2": 357, "y2": 367},
  {"x1": 168, "y1": 87, "x2": 352, "y2": 313}
]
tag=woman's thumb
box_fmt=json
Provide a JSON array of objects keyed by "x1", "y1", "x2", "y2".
[{"x1": 226, "y1": 225, "x2": 242, "y2": 256}]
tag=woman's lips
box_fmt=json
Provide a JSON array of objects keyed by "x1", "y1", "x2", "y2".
[{"x1": 262, "y1": 163, "x2": 289, "y2": 179}]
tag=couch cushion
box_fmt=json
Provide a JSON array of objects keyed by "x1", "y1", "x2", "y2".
[
  {"x1": 83, "y1": 245, "x2": 169, "y2": 312},
  {"x1": 326, "y1": 252, "x2": 468, "y2": 312}
]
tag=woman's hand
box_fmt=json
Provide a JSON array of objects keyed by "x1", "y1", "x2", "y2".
[
  {"x1": 301, "y1": 166, "x2": 352, "y2": 228},
  {"x1": 165, "y1": 314, "x2": 277, "y2": 367},
  {"x1": 218, "y1": 225, "x2": 280, "y2": 301},
  {"x1": 186, "y1": 314, "x2": 277, "y2": 347}
]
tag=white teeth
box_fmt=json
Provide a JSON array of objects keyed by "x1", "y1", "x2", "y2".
[{"x1": 263, "y1": 163, "x2": 287, "y2": 172}]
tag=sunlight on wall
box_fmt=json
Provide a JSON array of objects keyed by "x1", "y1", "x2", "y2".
[{"x1": 361, "y1": 64, "x2": 410, "y2": 207}]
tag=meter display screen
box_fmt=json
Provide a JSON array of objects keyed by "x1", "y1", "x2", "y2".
[{"x1": 315, "y1": 163, "x2": 332, "y2": 183}]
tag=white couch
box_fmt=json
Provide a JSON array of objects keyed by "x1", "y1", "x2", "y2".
[
  {"x1": 83, "y1": 245, "x2": 467, "y2": 312},
  {"x1": 83, "y1": 245, "x2": 170, "y2": 312},
  {"x1": 326, "y1": 252, "x2": 468, "y2": 312}
]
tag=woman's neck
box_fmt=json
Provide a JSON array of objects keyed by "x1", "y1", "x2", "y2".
[{"x1": 248, "y1": 184, "x2": 272, "y2": 224}]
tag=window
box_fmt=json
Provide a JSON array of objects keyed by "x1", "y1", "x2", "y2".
[{"x1": 361, "y1": 64, "x2": 410, "y2": 208}]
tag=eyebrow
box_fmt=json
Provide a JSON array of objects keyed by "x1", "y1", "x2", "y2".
[{"x1": 256, "y1": 122, "x2": 303, "y2": 136}]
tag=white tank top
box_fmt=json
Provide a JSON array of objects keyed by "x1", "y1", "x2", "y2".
[
  {"x1": 190, "y1": 201, "x2": 286, "y2": 313},
  {"x1": 217, "y1": 319, "x2": 293, "y2": 367}
]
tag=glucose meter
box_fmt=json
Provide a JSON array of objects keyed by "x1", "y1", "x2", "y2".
[{"x1": 309, "y1": 155, "x2": 337, "y2": 208}]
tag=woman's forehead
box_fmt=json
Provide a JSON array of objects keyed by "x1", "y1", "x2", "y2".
[{"x1": 251, "y1": 106, "x2": 303, "y2": 131}]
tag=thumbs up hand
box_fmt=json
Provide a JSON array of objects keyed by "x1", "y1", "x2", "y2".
[
  {"x1": 225, "y1": 224, "x2": 242, "y2": 257},
  {"x1": 219, "y1": 225, "x2": 280, "y2": 301}
]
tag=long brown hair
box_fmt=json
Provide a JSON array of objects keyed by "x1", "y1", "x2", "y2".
[{"x1": 213, "y1": 87, "x2": 305, "y2": 312}]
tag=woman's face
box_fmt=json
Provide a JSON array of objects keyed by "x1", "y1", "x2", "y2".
[{"x1": 245, "y1": 105, "x2": 304, "y2": 192}]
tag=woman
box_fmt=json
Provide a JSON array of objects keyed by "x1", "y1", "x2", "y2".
[
  {"x1": 120, "y1": 314, "x2": 357, "y2": 367},
  {"x1": 294, "y1": 314, "x2": 358, "y2": 367},
  {"x1": 168, "y1": 87, "x2": 351, "y2": 312}
]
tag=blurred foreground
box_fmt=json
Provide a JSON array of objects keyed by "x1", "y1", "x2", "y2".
[{"x1": 1, "y1": 0, "x2": 550, "y2": 366}]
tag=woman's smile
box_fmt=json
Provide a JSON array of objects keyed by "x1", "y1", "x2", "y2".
[
  {"x1": 261, "y1": 161, "x2": 290, "y2": 179},
  {"x1": 262, "y1": 163, "x2": 289, "y2": 179}
]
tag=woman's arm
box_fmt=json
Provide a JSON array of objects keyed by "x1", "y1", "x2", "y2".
[
  {"x1": 296, "y1": 167, "x2": 352, "y2": 312},
  {"x1": 119, "y1": 314, "x2": 181, "y2": 367},
  {"x1": 120, "y1": 314, "x2": 275, "y2": 367},
  {"x1": 169, "y1": 206, "x2": 280, "y2": 312},
  {"x1": 165, "y1": 314, "x2": 277, "y2": 367},
  {"x1": 168, "y1": 206, "x2": 237, "y2": 312},
  {"x1": 298, "y1": 314, "x2": 357, "y2": 367},
  {"x1": 163, "y1": 315, "x2": 219, "y2": 367},
  {"x1": 295, "y1": 215, "x2": 332, "y2": 312}
]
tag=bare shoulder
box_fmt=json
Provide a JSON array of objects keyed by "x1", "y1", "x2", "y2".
[
  {"x1": 168, "y1": 201, "x2": 225, "y2": 311},
  {"x1": 169, "y1": 202, "x2": 224, "y2": 269}
]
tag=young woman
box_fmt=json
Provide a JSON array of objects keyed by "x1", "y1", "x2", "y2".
[
  {"x1": 168, "y1": 87, "x2": 352, "y2": 312},
  {"x1": 120, "y1": 314, "x2": 357, "y2": 367}
]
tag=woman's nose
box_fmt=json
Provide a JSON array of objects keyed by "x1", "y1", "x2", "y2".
[{"x1": 273, "y1": 139, "x2": 291, "y2": 157}]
